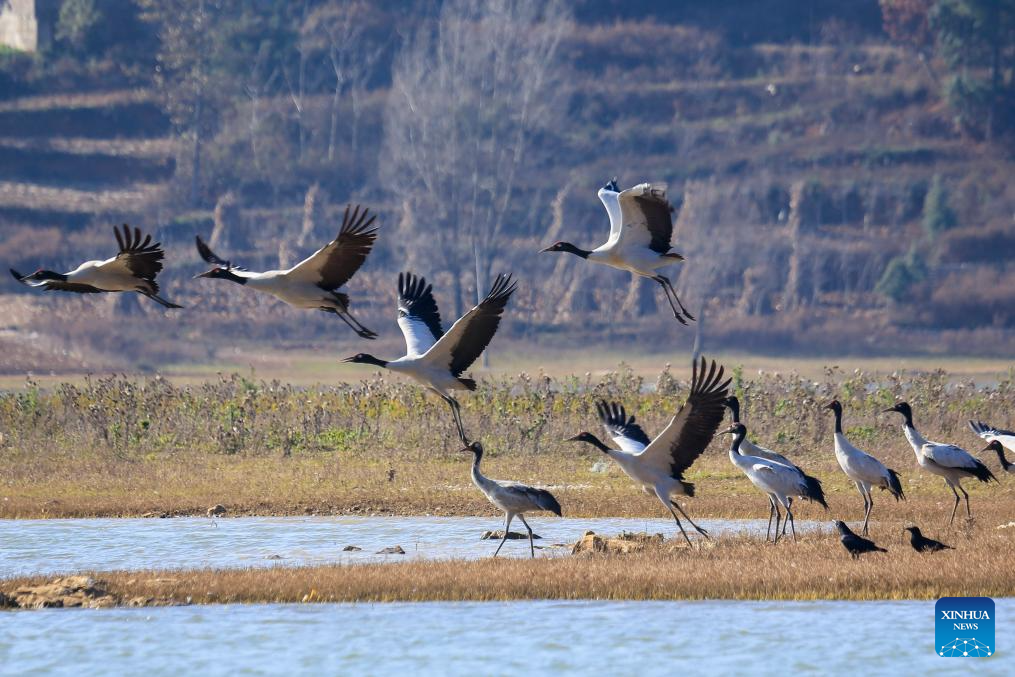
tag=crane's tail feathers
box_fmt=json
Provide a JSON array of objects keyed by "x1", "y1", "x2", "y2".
[
  {"x1": 534, "y1": 489, "x2": 562, "y2": 517},
  {"x1": 803, "y1": 473, "x2": 828, "y2": 508},
  {"x1": 458, "y1": 377, "x2": 477, "y2": 391},
  {"x1": 969, "y1": 458, "x2": 998, "y2": 483},
  {"x1": 680, "y1": 481, "x2": 695, "y2": 497},
  {"x1": 886, "y1": 468, "x2": 905, "y2": 500}
]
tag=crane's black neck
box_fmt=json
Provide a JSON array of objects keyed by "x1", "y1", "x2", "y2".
[
  {"x1": 357, "y1": 354, "x2": 389, "y2": 368},
  {"x1": 35, "y1": 270, "x2": 67, "y2": 281},
  {"x1": 558, "y1": 242, "x2": 592, "y2": 259},
  {"x1": 580, "y1": 434, "x2": 612, "y2": 454},
  {"x1": 996, "y1": 446, "x2": 1012, "y2": 471},
  {"x1": 223, "y1": 270, "x2": 247, "y2": 285},
  {"x1": 831, "y1": 406, "x2": 843, "y2": 434},
  {"x1": 729, "y1": 431, "x2": 745, "y2": 456}
]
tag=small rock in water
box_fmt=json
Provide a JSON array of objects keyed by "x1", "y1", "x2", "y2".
[
  {"x1": 342, "y1": 545, "x2": 363, "y2": 552},
  {"x1": 265, "y1": 554, "x2": 283, "y2": 560},
  {"x1": 480, "y1": 530, "x2": 541, "y2": 540},
  {"x1": 590, "y1": 461, "x2": 610, "y2": 473},
  {"x1": 207, "y1": 504, "x2": 227, "y2": 517},
  {"x1": 376, "y1": 546, "x2": 405, "y2": 555}
]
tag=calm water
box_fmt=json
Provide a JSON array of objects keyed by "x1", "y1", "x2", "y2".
[
  {"x1": 1, "y1": 599, "x2": 1011, "y2": 675},
  {"x1": 0, "y1": 516, "x2": 825, "y2": 577}
]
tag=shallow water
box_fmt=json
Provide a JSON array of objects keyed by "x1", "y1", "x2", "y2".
[
  {"x1": 0, "y1": 515, "x2": 825, "y2": 576},
  {"x1": 1, "y1": 599, "x2": 1011, "y2": 675}
]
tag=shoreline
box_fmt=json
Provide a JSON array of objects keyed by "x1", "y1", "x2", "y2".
[{"x1": 4, "y1": 529, "x2": 1015, "y2": 608}]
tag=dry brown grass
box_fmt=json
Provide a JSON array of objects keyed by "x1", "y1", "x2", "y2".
[
  {"x1": 1, "y1": 366, "x2": 1013, "y2": 520},
  {"x1": 4, "y1": 527, "x2": 1015, "y2": 604}
]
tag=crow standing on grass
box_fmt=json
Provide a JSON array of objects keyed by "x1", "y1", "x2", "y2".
[
  {"x1": 835, "y1": 520, "x2": 887, "y2": 558},
  {"x1": 904, "y1": 526, "x2": 954, "y2": 553}
]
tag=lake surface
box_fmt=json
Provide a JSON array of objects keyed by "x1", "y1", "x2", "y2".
[
  {"x1": 0, "y1": 515, "x2": 825, "y2": 577},
  {"x1": 1, "y1": 599, "x2": 1011, "y2": 675}
]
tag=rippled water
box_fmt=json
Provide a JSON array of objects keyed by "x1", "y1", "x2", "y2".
[
  {"x1": 1, "y1": 599, "x2": 1011, "y2": 675},
  {"x1": 0, "y1": 515, "x2": 825, "y2": 576}
]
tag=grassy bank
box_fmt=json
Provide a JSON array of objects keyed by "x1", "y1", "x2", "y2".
[
  {"x1": 0, "y1": 366, "x2": 1012, "y2": 519},
  {"x1": 4, "y1": 527, "x2": 1015, "y2": 606}
]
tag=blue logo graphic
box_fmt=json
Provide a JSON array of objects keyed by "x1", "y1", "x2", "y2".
[{"x1": 936, "y1": 597, "x2": 995, "y2": 657}]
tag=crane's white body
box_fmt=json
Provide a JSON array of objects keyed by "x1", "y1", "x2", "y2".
[
  {"x1": 728, "y1": 446, "x2": 807, "y2": 510},
  {"x1": 834, "y1": 432, "x2": 896, "y2": 492},
  {"x1": 589, "y1": 183, "x2": 680, "y2": 278},
  {"x1": 902, "y1": 424, "x2": 981, "y2": 484},
  {"x1": 726, "y1": 425, "x2": 820, "y2": 543},
  {"x1": 385, "y1": 356, "x2": 466, "y2": 399},
  {"x1": 893, "y1": 407, "x2": 996, "y2": 524},
  {"x1": 66, "y1": 257, "x2": 154, "y2": 293}
]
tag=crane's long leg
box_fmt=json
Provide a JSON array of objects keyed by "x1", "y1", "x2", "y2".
[
  {"x1": 442, "y1": 395, "x2": 469, "y2": 445},
  {"x1": 766, "y1": 495, "x2": 776, "y2": 542},
  {"x1": 958, "y1": 483, "x2": 972, "y2": 520},
  {"x1": 660, "y1": 275, "x2": 695, "y2": 321},
  {"x1": 493, "y1": 513, "x2": 514, "y2": 557},
  {"x1": 785, "y1": 499, "x2": 797, "y2": 542},
  {"x1": 340, "y1": 309, "x2": 378, "y2": 340},
  {"x1": 671, "y1": 501, "x2": 709, "y2": 539},
  {"x1": 947, "y1": 482, "x2": 961, "y2": 525},
  {"x1": 141, "y1": 292, "x2": 183, "y2": 309},
  {"x1": 667, "y1": 505, "x2": 693, "y2": 547},
  {"x1": 653, "y1": 276, "x2": 688, "y2": 325},
  {"x1": 772, "y1": 501, "x2": 782, "y2": 544},
  {"x1": 862, "y1": 488, "x2": 874, "y2": 537},
  {"x1": 518, "y1": 514, "x2": 535, "y2": 559}
]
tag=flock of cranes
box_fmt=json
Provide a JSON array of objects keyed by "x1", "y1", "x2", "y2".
[{"x1": 8, "y1": 179, "x2": 1012, "y2": 559}]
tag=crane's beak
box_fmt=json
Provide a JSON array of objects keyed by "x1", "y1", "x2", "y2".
[
  {"x1": 539, "y1": 245, "x2": 554, "y2": 253},
  {"x1": 194, "y1": 270, "x2": 213, "y2": 279},
  {"x1": 564, "y1": 434, "x2": 583, "y2": 442},
  {"x1": 881, "y1": 407, "x2": 896, "y2": 413},
  {"x1": 716, "y1": 423, "x2": 738, "y2": 436},
  {"x1": 341, "y1": 356, "x2": 356, "y2": 363}
]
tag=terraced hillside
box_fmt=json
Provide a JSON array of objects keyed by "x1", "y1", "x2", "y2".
[{"x1": 0, "y1": 2, "x2": 1012, "y2": 372}]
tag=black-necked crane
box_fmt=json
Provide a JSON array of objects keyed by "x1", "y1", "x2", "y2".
[
  {"x1": 725, "y1": 395, "x2": 827, "y2": 539},
  {"x1": 463, "y1": 441, "x2": 561, "y2": 558},
  {"x1": 968, "y1": 420, "x2": 1015, "y2": 474},
  {"x1": 11, "y1": 224, "x2": 181, "y2": 309},
  {"x1": 194, "y1": 204, "x2": 378, "y2": 339},
  {"x1": 824, "y1": 399, "x2": 904, "y2": 535},
  {"x1": 540, "y1": 179, "x2": 694, "y2": 324},
  {"x1": 720, "y1": 422, "x2": 827, "y2": 543},
  {"x1": 835, "y1": 520, "x2": 887, "y2": 558},
  {"x1": 885, "y1": 402, "x2": 997, "y2": 524},
  {"x1": 904, "y1": 526, "x2": 953, "y2": 553},
  {"x1": 566, "y1": 357, "x2": 730, "y2": 545},
  {"x1": 343, "y1": 273, "x2": 517, "y2": 445}
]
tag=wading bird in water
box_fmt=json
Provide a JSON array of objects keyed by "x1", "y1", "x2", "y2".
[
  {"x1": 463, "y1": 441, "x2": 561, "y2": 558},
  {"x1": 566, "y1": 358, "x2": 730, "y2": 545},
  {"x1": 721, "y1": 422, "x2": 827, "y2": 543}
]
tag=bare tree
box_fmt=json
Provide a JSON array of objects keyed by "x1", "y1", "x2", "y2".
[
  {"x1": 380, "y1": 0, "x2": 572, "y2": 317},
  {"x1": 303, "y1": 2, "x2": 386, "y2": 165}
]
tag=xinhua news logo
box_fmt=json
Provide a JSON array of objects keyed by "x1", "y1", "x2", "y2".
[{"x1": 936, "y1": 597, "x2": 995, "y2": 657}]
